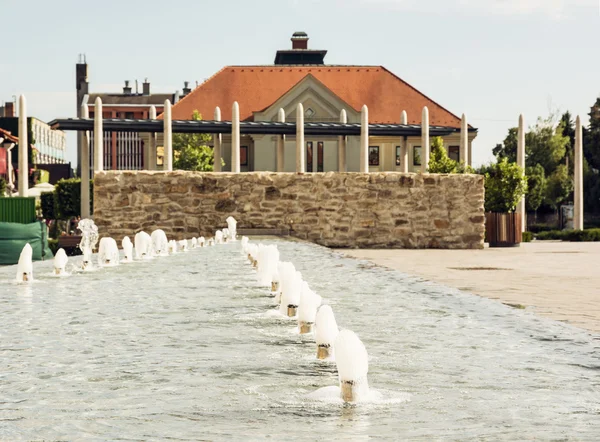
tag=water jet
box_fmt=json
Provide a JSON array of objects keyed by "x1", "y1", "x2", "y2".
[
  {"x1": 98, "y1": 237, "x2": 120, "y2": 267},
  {"x1": 334, "y1": 329, "x2": 369, "y2": 402},
  {"x1": 16, "y1": 243, "x2": 33, "y2": 282},
  {"x1": 151, "y1": 229, "x2": 169, "y2": 256},
  {"x1": 53, "y1": 248, "x2": 68, "y2": 275},
  {"x1": 315, "y1": 305, "x2": 339, "y2": 360},
  {"x1": 122, "y1": 236, "x2": 134, "y2": 262}
]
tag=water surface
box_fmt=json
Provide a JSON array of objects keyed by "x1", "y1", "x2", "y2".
[{"x1": 1, "y1": 239, "x2": 598, "y2": 440}]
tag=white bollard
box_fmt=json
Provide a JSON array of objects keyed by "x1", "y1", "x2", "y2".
[
  {"x1": 277, "y1": 108, "x2": 285, "y2": 172},
  {"x1": 400, "y1": 110, "x2": 408, "y2": 173},
  {"x1": 421, "y1": 106, "x2": 429, "y2": 173},
  {"x1": 516, "y1": 114, "x2": 526, "y2": 231},
  {"x1": 214, "y1": 106, "x2": 222, "y2": 172},
  {"x1": 18, "y1": 95, "x2": 28, "y2": 197},
  {"x1": 574, "y1": 116, "x2": 584, "y2": 230},
  {"x1": 360, "y1": 105, "x2": 369, "y2": 173},
  {"x1": 164, "y1": 100, "x2": 173, "y2": 171},
  {"x1": 338, "y1": 109, "x2": 347, "y2": 172},
  {"x1": 149, "y1": 105, "x2": 157, "y2": 170},
  {"x1": 232, "y1": 102, "x2": 240, "y2": 173},
  {"x1": 81, "y1": 104, "x2": 90, "y2": 218},
  {"x1": 296, "y1": 103, "x2": 305, "y2": 172},
  {"x1": 94, "y1": 97, "x2": 103, "y2": 173}
]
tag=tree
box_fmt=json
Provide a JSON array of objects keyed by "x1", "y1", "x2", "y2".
[
  {"x1": 525, "y1": 164, "x2": 545, "y2": 214},
  {"x1": 584, "y1": 97, "x2": 600, "y2": 171},
  {"x1": 544, "y1": 164, "x2": 572, "y2": 211},
  {"x1": 493, "y1": 127, "x2": 517, "y2": 163},
  {"x1": 525, "y1": 117, "x2": 569, "y2": 175},
  {"x1": 479, "y1": 158, "x2": 527, "y2": 213},
  {"x1": 172, "y1": 110, "x2": 222, "y2": 171},
  {"x1": 428, "y1": 137, "x2": 458, "y2": 173}
]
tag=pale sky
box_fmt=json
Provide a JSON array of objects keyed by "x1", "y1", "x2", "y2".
[{"x1": 1, "y1": 0, "x2": 598, "y2": 166}]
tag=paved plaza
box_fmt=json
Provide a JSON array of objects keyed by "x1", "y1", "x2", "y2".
[{"x1": 340, "y1": 241, "x2": 600, "y2": 334}]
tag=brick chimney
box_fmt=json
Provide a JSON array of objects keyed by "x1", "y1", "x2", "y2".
[
  {"x1": 123, "y1": 80, "x2": 132, "y2": 95},
  {"x1": 4, "y1": 102, "x2": 14, "y2": 117},
  {"x1": 143, "y1": 78, "x2": 150, "y2": 96},
  {"x1": 182, "y1": 81, "x2": 191, "y2": 97},
  {"x1": 291, "y1": 31, "x2": 308, "y2": 49}
]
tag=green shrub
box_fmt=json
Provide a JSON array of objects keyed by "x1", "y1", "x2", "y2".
[
  {"x1": 34, "y1": 169, "x2": 50, "y2": 184},
  {"x1": 40, "y1": 192, "x2": 56, "y2": 220},
  {"x1": 54, "y1": 178, "x2": 93, "y2": 219},
  {"x1": 479, "y1": 158, "x2": 527, "y2": 213},
  {"x1": 48, "y1": 238, "x2": 59, "y2": 255},
  {"x1": 528, "y1": 223, "x2": 557, "y2": 233},
  {"x1": 0, "y1": 176, "x2": 6, "y2": 197},
  {"x1": 535, "y1": 228, "x2": 600, "y2": 241},
  {"x1": 522, "y1": 231, "x2": 533, "y2": 242}
]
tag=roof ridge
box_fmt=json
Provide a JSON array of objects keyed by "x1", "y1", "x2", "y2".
[
  {"x1": 164, "y1": 66, "x2": 229, "y2": 119},
  {"x1": 379, "y1": 66, "x2": 461, "y2": 123}
]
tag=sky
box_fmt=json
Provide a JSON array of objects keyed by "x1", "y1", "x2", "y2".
[{"x1": 1, "y1": 0, "x2": 599, "y2": 167}]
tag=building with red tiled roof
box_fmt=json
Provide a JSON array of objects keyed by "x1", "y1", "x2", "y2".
[{"x1": 168, "y1": 32, "x2": 477, "y2": 172}]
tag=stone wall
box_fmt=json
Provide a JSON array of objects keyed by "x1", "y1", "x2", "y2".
[{"x1": 93, "y1": 171, "x2": 485, "y2": 249}]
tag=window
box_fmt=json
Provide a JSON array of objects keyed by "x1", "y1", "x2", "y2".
[
  {"x1": 305, "y1": 107, "x2": 315, "y2": 118},
  {"x1": 448, "y1": 145, "x2": 460, "y2": 163},
  {"x1": 368, "y1": 146, "x2": 379, "y2": 166},
  {"x1": 396, "y1": 146, "x2": 402, "y2": 166},
  {"x1": 317, "y1": 142, "x2": 324, "y2": 172},
  {"x1": 306, "y1": 141, "x2": 313, "y2": 172},
  {"x1": 240, "y1": 146, "x2": 248, "y2": 166},
  {"x1": 413, "y1": 146, "x2": 422, "y2": 166},
  {"x1": 125, "y1": 112, "x2": 135, "y2": 120}
]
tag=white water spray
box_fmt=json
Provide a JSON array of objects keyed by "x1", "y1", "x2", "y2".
[
  {"x1": 16, "y1": 243, "x2": 33, "y2": 282},
  {"x1": 334, "y1": 329, "x2": 370, "y2": 402},
  {"x1": 151, "y1": 229, "x2": 169, "y2": 256},
  {"x1": 315, "y1": 305, "x2": 339, "y2": 359},
  {"x1": 297, "y1": 281, "x2": 322, "y2": 334},
  {"x1": 98, "y1": 237, "x2": 120, "y2": 267},
  {"x1": 134, "y1": 231, "x2": 152, "y2": 259},
  {"x1": 53, "y1": 248, "x2": 68, "y2": 275},
  {"x1": 122, "y1": 236, "x2": 133, "y2": 262},
  {"x1": 226, "y1": 216, "x2": 237, "y2": 241}
]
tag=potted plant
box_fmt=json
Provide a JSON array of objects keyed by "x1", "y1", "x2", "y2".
[{"x1": 480, "y1": 158, "x2": 527, "y2": 247}]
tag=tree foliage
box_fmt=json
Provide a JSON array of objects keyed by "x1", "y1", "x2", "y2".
[
  {"x1": 543, "y1": 164, "x2": 572, "y2": 210},
  {"x1": 525, "y1": 164, "x2": 545, "y2": 213},
  {"x1": 428, "y1": 137, "x2": 458, "y2": 173},
  {"x1": 427, "y1": 137, "x2": 474, "y2": 174},
  {"x1": 479, "y1": 158, "x2": 527, "y2": 213},
  {"x1": 173, "y1": 110, "x2": 222, "y2": 171}
]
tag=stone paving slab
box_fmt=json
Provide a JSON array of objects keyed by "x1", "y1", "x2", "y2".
[{"x1": 338, "y1": 241, "x2": 600, "y2": 334}]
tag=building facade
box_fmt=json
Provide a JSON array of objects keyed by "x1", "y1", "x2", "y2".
[
  {"x1": 76, "y1": 57, "x2": 183, "y2": 172},
  {"x1": 166, "y1": 32, "x2": 477, "y2": 172}
]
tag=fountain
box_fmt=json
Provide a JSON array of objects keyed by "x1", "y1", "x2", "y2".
[
  {"x1": 16, "y1": 243, "x2": 33, "y2": 282},
  {"x1": 198, "y1": 236, "x2": 206, "y2": 247},
  {"x1": 179, "y1": 239, "x2": 189, "y2": 251},
  {"x1": 78, "y1": 219, "x2": 99, "y2": 270},
  {"x1": 168, "y1": 240, "x2": 178, "y2": 254},
  {"x1": 279, "y1": 268, "x2": 302, "y2": 317},
  {"x1": 191, "y1": 237, "x2": 197, "y2": 248},
  {"x1": 97, "y1": 237, "x2": 120, "y2": 267},
  {"x1": 334, "y1": 329, "x2": 370, "y2": 403},
  {"x1": 151, "y1": 229, "x2": 169, "y2": 256},
  {"x1": 256, "y1": 245, "x2": 279, "y2": 288},
  {"x1": 222, "y1": 228, "x2": 230, "y2": 242},
  {"x1": 226, "y1": 216, "x2": 237, "y2": 241},
  {"x1": 134, "y1": 231, "x2": 152, "y2": 259},
  {"x1": 297, "y1": 281, "x2": 322, "y2": 334},
  {"x1": 315, "y1": 305, "x2": 339, "y2": 359},
  {"x1": 240, "y1": 236, "x2": 249, "y2": 254},
  {"x1": 53, "y1": 248, "x2": 68, "y2": 275},
  {"x1": 122, "y1": 236, "x2": 134, "y2": 262},
  {"x1": 215, "y1": 230, "x2": 224, "y2": 244}
]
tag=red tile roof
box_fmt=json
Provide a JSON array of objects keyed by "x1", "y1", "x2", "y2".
[{"x1": 167, "y1": 66, "x2": 462, "y2": 128}]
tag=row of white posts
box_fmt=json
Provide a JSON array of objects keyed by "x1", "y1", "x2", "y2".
[{"x1": 8, "y1": 95, "x2": 585, "y2": 231}]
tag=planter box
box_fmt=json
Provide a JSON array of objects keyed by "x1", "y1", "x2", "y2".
[{"x1": 485, "y1": 212, "x2": 522, "y2": 247}]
